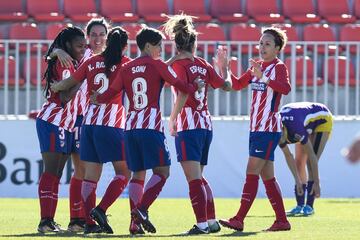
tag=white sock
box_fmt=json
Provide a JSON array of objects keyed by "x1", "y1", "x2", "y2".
[{"x1": 197, "y1": 222, "x2": 209, "y2": 230}]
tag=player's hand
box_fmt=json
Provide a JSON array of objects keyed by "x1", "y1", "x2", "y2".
[
  {"x1": 295, "y1": 181, "x2": 304, "y2": 196},
  {"x1": 343, "y1": 137, "x2": 360, "y2": 163},
  {"x1": 56, "y1": 49, "x2": 73, "y2": 68},
  {"x1": 249, "y1": 58, "x2": 262, "y2": 79},
  {"x1": 213, "y1": 45, "x2": 229, "y2": 72},
  {"x1": 310, "y1": 181, "x2": 321, "y2": 198},
  {"x1": 90, "y1": 90, "x2": 100, "y2": 105},
  {"x1": 50, "y1": 80, "x2": 60, "y2": 93},
  {"x1": 168, "y1": 118, "x2": 178, "y2": 137},
  {"x1": 194, "y1": 76, "x2": 205, "y2": 91}
]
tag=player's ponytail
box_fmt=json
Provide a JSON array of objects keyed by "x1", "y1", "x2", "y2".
[
  {"x1": 163, "y1": 13, "x2": 197, "y2": 52},
  {"x1": 102, "y1": 27, "x2": 128, "y2": 77}
]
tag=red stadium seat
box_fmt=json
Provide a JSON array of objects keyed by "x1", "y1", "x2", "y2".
[
  {"x1": 279, "y1": 24, "x2": 303, "y2": 54},
  {"x1": 327, "y1": 56, "x2": 356, "y2": 86},
  {"x1": 0, "y1": 56, "x2": 25, "y2": 87},
  {"x1": 27, "y1": 0, "x2": 64, "y2": 22},
  {"x1": 23, "y1": 56, "x2": 47, "y2": 87},
  {"x1": 209, "y1": 0, "x2": 248, "y2": 23},
  {"x1": 0, "y1": 0, "x2": 27, "y2": 21},
  {"x1": 303, "y1": 24, "x2": 337, "y2": 54},
  {"x1": 282, "y1": 0, "x2": 320, "y2": 23},
  {"x1": 229, "y1": 57, "x2": 244, "y2": 77},
  {"x1": 122, "y1": 23, "x2": 144, "y2": 54},
  {"x1": 100, "y1": 0, "x2": 139, "y2": 22},
  {"x1": 246, "y1": 0, "x2": 284, "y2": 23},
  {"x1": 285, "y1": 56, "x2": 323, "y2": 87},
  {"x1": 137, "y1": 0, "x2": 169, "y2": 22},
  {"x1": 229, "y1": 24, "x2": 261, "y2": 54},
  {"x1": 196, "y1": 23, "x2": 226, "y2": 54},
  {"x1": 355, "y1": 0, "x2": 360, "y2": 19},
  {"x1": 318, "y1": 0, "x2": 355, "y2": 24},
  {"x1": 46, "y1": 23, "x2": 69, "y2": 40},
  {"x1": 340, "y1": 24, "x2": 360, "y2": 54},
  {"x1": 9, "y1": 23, "x2": 44, "y2": 53},
  {"x1": 64, "y1": 0, "x2": 99, "y2": 22},
  {"x1": 173, "y1": 0, "x2": 212, "y2": 22}
]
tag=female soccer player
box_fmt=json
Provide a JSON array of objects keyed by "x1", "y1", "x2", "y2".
[
  {"x1": 279, "y1": 102, "x2": 333, "y2": 216},
  {"x1": 51, "y1": 27, "x2": 131, "y2": 234},
  {"x1": 163, "y1": 14, "x2": 232, "y2": 235},
  {"x1": 36, "y1": 26, "x2": 86, "y2": 233},
  {"x1": 50, "y1": 18, "x2": 109, "y2": 232},
  {"x1": 219, "y1": 27, "x2": 292, "y2": 232}
]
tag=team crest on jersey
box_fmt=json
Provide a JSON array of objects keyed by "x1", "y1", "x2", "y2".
[
  {"x1": 167, "y1": 66, "x2": 177, "y2": 78},
  {"x1": 62, "y1": 69, "x2": 71, "y2": 80},
  {"x1": 251, "y1": 81, "x2": 266, "y2": 91},
  {"x1": 60, "y1": 140, "x2": 65, "y2": 147}
]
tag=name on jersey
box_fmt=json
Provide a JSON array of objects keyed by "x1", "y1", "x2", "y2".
[
  {"x1": 251, "y1": 82, "x2": 266, "y2": 91},
  {"x1": 132, "y1": 65, "x2": 146, "y2": 74},
  {"x1": 88, "y1": 62, "x2": 116, "y2": 72},
  {"x1": 190, "y1": 65, "x2": 207, "y2": 76}
]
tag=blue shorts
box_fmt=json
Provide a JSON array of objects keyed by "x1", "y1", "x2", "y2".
[
  {"x1": 124, "y1": 129, "x2": 171, "y2": 172},
  {"x1": 175, "y1": 129, "x2": 212, "y2": 165},
  {"x1": 69, "y1": 115, "x2": 83, "y2": 154},
  {"x1": 80, "y1": 125, "x2": 125, "y2": 164},
  {"x1": 36, "y1": 118, "x2": 72, "y2": 154},
  {"x1": 249, "y1": 131, "x2": 281, "y2": 161}
]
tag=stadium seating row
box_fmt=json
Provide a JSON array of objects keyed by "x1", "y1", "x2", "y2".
[
  {"x1": 0, "y1": 55, "x2": 358, "y2": 87},
  {"x1": 0, "y1": 0, "x2": 359, "y2": 24}
]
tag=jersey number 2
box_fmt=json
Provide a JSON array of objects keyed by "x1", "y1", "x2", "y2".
[{"x1": 94, "y1": 73, "x2": 109, "y2": 94}]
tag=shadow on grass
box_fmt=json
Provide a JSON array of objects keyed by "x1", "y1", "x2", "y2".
[
  {"x1": 220, "y1": 231, "x2": 258, "y2": 237},
  {"x1": 325, "y1": 199, "x2": 360, "y2": 204}
]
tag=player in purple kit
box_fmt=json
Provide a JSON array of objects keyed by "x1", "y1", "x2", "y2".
[
  {"x1": 219, "y1": 27, "x2": 291, "y2": 232},
  {"x1": 51, "y1": 27, "x2": 132, "y2": 234},
  {"x1": 163, "y1": 14, "x2": 232, "y2": 235},
  {"x1": 279, "y1": 102, "x2": 333, "y2": 216},
  {"x1": 36, "y1": 26, "x2": 86, "y2": 233}
]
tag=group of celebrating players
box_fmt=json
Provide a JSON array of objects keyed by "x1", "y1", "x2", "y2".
[{"x1": 35, "y1": 13, "x2": 335, "y2": 235}]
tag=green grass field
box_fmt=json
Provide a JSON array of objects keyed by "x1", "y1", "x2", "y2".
[{"x1": 1, "y1": 198, "x2": 360, "y2": 240}]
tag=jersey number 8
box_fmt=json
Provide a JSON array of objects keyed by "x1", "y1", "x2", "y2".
[{"x1": 132, "y1": 77, "x2": 148, "y2": 110}]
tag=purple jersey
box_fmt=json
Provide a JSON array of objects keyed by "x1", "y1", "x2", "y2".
[{"x1": 280, "y1": 102, "x2": 332, "y2": 144}]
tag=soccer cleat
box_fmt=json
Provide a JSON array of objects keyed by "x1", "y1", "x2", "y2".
[
  {"x1": 67, "y1": 218, "x2": 86, "y2": 232},
  {"x1": 286, "y1": 205, "x2": 303, "y2": 216},
  {"x1": 265, "y1": 220, "x2": 291, "y2": 231},
  {"x1": 184, "y1": 225, "x2": 210, "y2": 235},
  {"x1": 129, "y1": 219, "x2": 145, "y2": 235},
  {"x1": 84, "y1": 224, "x2": 103, "y2": 234},
  {"x1": 208, "y1": 221, "x2": 221, "y2": 233},
  {"x1": 302, "y1": 205, "x2": 314, "y2": 216},
  {"x1": 131, "y1": 208, "x2": 156, "y2": 233},
  {"x1": 219, "y1": 217, "x2": 244, "y2": 231},
  {"x1": 90, "y1": 207, "x2": 113, "y2": 234},
  {"x1": 37, "y1": 219, "x2": 60, "y2": 233}
]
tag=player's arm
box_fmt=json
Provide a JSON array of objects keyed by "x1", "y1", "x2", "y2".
[
  {"x1": 303, "y1": 140, "x2": 321, "y2": 198},
  {"x1": 49, "y1": 48, "x2": 73, "y2": 68},
  {"x1": 169, "y1": 91, "x2": 188, "y2": 136},
  {"x1": 94, "y1": 70, "x2": 123, "y2": 104},
  {"x1": 231, "y1": 69, "x2": 252, "y2": 91},
  {"x1": 212, "y1": 46, "x2": 232, "y2": 91},
  {"x1": 279, "y1": 143, "x2": 304, "y2": 196}
]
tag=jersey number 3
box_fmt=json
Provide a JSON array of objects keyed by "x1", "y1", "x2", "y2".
[{"x1": 132, "y1": 77, "x2": 148, "y2": 110}]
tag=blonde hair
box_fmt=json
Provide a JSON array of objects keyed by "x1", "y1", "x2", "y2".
[{"x1": 163, "y1": 13, "x2": 198, "y2": 52}]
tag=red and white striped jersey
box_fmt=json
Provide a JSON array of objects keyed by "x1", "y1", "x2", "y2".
[
  {"x1": 232, "y1": 58, "x2": 291, "y2": 132},
  {"x1": 72, "y1": 54, "x2": 131, "y2": 128},
  {"x1": 116, "y1": 56, "x2": 197, "y2": 132},
  {"x1": 37, "y1": 60, "x2": 78, "y2": 131},
  {"x1": 171, "y1": 57, "x2": 225, "y2": 131}
]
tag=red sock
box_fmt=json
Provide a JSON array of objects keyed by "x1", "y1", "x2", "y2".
[
  {"x1": 138, "y1": 174, "x2": 166, "y2": 211},
  {"x1": 189, "y1": 179, "x2": 207, "y2": 223},
  {"x1": 98, "y1": 175, "x2": 128, "y2": 212},
  {"x1": 235, "y1": 174, "x2": 259, "y2": 222},
  {"x1": 129, "y1": 179, "x2": 144, "y2": 211},
  {"x1": 81, "y1": 179, "x2": 97, "y2": 225},
  {"x1": 69, "y1": 177, "x2": 85, "y2": 219},
  {"x1": 38, "y1": 172, "x2": 58, "y2": 219},
  {"x1": 50, "y1": 176, "x2": 60, "y2": 219},
  {"x1": 202, "y1": 178, "x2": 216, "y2": 220},
  {"x1": 263, "y1": 177, "x2": 287, "y2": 222}
]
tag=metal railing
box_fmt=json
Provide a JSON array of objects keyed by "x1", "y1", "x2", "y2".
[{"x1": 1, "y1": 39, "x2": 360, "y2": 117}]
